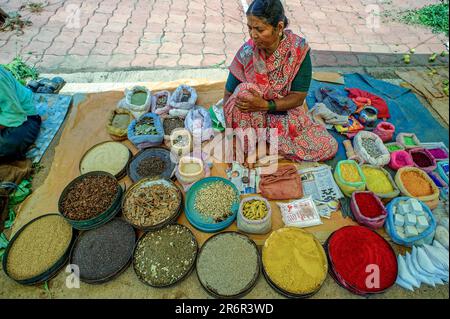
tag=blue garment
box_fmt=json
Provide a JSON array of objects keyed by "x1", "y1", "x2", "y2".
[
  {"x1": 314, "y1": 86, "x2": 357, "y2": 116},
  {"x1": 0, "y1": 115, "x2": 41, "y2": 159},
  {"x1": 0, "y1": 66, "x2": 36, "y2": 127}
]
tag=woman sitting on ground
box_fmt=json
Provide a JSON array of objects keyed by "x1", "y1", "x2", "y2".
[
  {"x1": 0, "y1": 66, "x2": 41, "y2": 159},
  {"x1": 223, "y1": 0, "x2": 337, "y2": 165}
]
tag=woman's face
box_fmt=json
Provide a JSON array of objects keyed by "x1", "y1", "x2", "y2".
[{"x1": 247, "y1": 15, "x2": 282, "y2": 51}]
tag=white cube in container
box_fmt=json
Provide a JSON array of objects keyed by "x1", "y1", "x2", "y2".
[
  {"x1": 408, "y1": 199, "x2": 423, "y2": 216},
  {"x1": 405, "y1": 214, "x2": 417, "y2": 226},
  {"x1": 405, "y1": 225, "x2": 419, "y2": 238},
  {"x1": 398, "y1": 203, "x2": 412, "y2": 215},
  {"x1": 396, "y1": 226, "x2": 406, "y2": 239},
  {"x1": 394, "y1": 214, "x2": 405, "y2": 227},
  {"x1": 416, "y1": 215, "x2": 429, "y2": 232}
]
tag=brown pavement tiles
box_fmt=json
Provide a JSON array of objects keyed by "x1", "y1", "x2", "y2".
[
  {"x1": 131, "y1": 54, "x2": 157, "y2": 68},
  {"x1": 154, "y1": 54, "x2": 179, "y2": 68},
  {"x1": 178, "y1": 54, "x2": 203, "y2": 67}
]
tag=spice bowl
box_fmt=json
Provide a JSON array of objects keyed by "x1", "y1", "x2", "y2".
[
  {"x1": 408, "y1": 148, "x2": 437, "y2": 173},
  {"x1": 122, "y1": 177, "x2": 183, "y2": 231},
  {"x1": 185, "y1": 177, "x2": 241, "y2": 233},
  {"x1": 127, "y1": 147, "x2": 177, "y2": 183},
  {"x1": 58, "y1": 172, "x2": 123, "y2": 231},
  {"x1": 132, "y1": 224, "x2": 198, "y2": 288},
  {"x1": 2, "y1": 214, "x2": 76, "y2": 286},
  {"x1": 177, "y1": 156, "x2": 205, "y2": 184}
]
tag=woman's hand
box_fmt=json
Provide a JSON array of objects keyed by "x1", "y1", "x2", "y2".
[{"x1": 236, "y1": 88, "x2": 268, "y2": 113}]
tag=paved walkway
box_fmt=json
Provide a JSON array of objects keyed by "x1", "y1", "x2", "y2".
[{"x1": 0, "y1": 0, "x2": 448, "y2": 72}]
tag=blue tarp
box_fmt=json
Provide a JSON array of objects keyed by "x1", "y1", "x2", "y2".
[
  {"x1": 26, "y1": 94, "x2": 72, "y2": 163},
  {"x1": 306, "y1": 73, "x2": 449, "y2": 167}
]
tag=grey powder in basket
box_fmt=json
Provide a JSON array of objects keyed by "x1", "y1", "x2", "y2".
[
  {"x1": 133, "y1": 224, "x2": 197, "y2": 287},
  {"x1": 72, "y1": 219, "x2": 135, "y2": 281},
  {"x1": 197, "y1": 233, "x2": 259, "y2": 297}
]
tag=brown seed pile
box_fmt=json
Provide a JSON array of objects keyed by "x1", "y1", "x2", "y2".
[
  {"x1": 7, "y1": 215, "x2": 72, "y2": 281},
  {"x1": 134, "y1": 224, "x2": 197, "y2": 287},
  {"x1": 124, "y1": 183, "x2": 180, "y2": 227},
  {"x1": 61, "y1": 175, "x2": 118, "y2": 221},
  {"x1": 163, "y1": 118, "x2": 184, "y2": 135},
  {"x1": 136, "y1": 157, "x2": 167, "y2": 177}
]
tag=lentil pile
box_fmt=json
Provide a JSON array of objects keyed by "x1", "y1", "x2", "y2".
[
  {"x1": 136, "y1": 156, "x2": 167, "y2": 177},
  {"x1": 197, "y1": 233, "x2": 259, "y2": 297},
  {"x1": 340, "y1": 163, "x2": 362, "y2": 183},
  {"x1": 361, "y1": 137, "x2": 383, "y2": 158},
  {"x1": 194, "y1": 181, "x2": 238, "y2": 223},
  {"x1": 263, "y1": 228, "x2": 327, "y2": 295},
  {"x1": 123, "y1": 182, "x2": 180, "y2": 227},
  {"x1": 7, "y1": 215, "x2": 72, "y2": 280},
  {"x1": 134, "y1": 224, "x2": 197, "y2": 287},
  {"x1": 163, "y1": 118, "x2": 184, "y2": 135},
  {"x1": 61, "y1": 175, "x2": 118, "y2": 221},
  {"x1": 72, "y1": 219, "x2": 135, "y2": 282},
  {"x1": 362, "y1": 166, "x2": 394, "y2": 194},
  {"x1": 400, "y1": 171, "x2": 434, "y2": 197}
]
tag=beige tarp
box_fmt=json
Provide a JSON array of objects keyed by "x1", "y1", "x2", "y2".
[{"x1": 14, "y1": 80, "x2": 357, "y2": 246}]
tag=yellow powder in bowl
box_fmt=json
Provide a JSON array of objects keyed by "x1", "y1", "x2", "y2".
[
  {"x1": 362, "y1": 166, "x2": 394, "y2": 194},
  {"x1": 341, "y1": 163, "x2": 362, "y2": 183},
  {"x1": 400, "y1": 171, "x2": 434, "y2": 197},
  {"x1": 262, "y1": 228, "x2": 327, "y2": 295}
]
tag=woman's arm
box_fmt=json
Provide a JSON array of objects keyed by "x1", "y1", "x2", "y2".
[{"x1": 224, "y1": 72, "x2": 241, "y2": 105}]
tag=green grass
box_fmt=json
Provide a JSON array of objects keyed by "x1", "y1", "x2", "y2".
[{"x1": 399, "y1": 1, "x2": 449, "y2": 36}]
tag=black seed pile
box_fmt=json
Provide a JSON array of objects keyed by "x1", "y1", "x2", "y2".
[{"x1": 72, "y1": 219, "x2": 135, "y2": 281}]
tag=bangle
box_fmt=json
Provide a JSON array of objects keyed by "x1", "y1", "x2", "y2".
[{"x1": 268, "y1": 100, "x2": 277, "y2": 112}]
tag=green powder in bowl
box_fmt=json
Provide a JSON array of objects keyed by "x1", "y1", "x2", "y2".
[
  {"x1": 404, "y1": 136, "x2": 417, "y2": 146},
  {"x1": 131, "y1": 92, "x2": 148, "y2": 106}
]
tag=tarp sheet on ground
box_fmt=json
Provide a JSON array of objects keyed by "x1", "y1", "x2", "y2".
[
  {"x1": 12, "y1": 74, "x2": 449, "y2": 246},
  {"x1": 307, "y1": 73, "x2": 450, "y2": 167}
]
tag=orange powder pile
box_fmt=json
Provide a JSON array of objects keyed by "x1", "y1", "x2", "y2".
[
  {"x1": 341, "y1": 163, "x2": 362, "y2": 183},
  {"x1": 400, "y1": 171, "x2": 433, "y2": 197}
]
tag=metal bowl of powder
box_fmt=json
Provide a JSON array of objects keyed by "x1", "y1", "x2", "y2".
[
  {"x1": 3, "y1": 214, "x2": 75, "y2": 285},
  {"x1": 196, "y1": 232, "x2": 261, "y2": 299}
]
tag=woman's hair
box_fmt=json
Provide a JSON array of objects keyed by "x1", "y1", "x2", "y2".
[{"x1": 246, "y1": 0, "x2": 289, "y2": 28}]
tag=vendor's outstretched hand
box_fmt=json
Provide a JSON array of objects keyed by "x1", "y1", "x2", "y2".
[{"x1": 236, "y1": 88, "x2": 268, "y2": 113}]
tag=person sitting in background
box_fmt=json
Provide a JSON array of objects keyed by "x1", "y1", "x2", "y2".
[
  {"x1": 0, "y1": 66, "x2": 41, "y2": 159},
  {"x1": 223, "y1": 0, "x2": 337, "y2": 165}
]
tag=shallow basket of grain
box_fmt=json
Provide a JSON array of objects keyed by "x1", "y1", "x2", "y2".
[{"x1": 2, "y1": 214, "x2": 75, "y2": 286}]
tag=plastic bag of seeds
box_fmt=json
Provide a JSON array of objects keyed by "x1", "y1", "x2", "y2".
[
  {"x1": 185, "y1": 107, "x2": 214, "y2": 142},
  {"x1": 353, "y1": 131, "x2": 390, "y2": 166},
  {"x1": 128, "y1": 113, "x2": 164, "y2": 148},
  {"x1": 237, "y1": 197, "x2": 272, "y2": 234},
  {"x1": 118, "y1": 86, "x2": 152, "y2": 119},
  {"x1": 151, "y1": 91, "x2": 171, "y2": 115},
  {"x1": 169, "y1": 85, "x2": 197, "y2": 110}
]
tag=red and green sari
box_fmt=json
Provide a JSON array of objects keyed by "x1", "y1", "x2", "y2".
[{"x1": 224, "y1": 30, "x2": 338, "y2": 162}]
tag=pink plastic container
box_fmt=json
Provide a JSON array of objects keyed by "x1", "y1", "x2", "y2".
[
  {"x1": 389, "y1": 150, "x2": 414, "y2": 170},
  {"x1": 373, "y1": 122, "x2": 395, "y2": 143}
]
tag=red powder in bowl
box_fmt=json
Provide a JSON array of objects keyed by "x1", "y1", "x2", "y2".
[
  {"x1": 327, "y1": 226, "x2": 398, "y2": 294},
  {"x1": 355, "y1": 193, "x2": 382, "y2": 218},
  {"x1": 411, "y1": 151, "x2": 433, "y2": 167}
]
